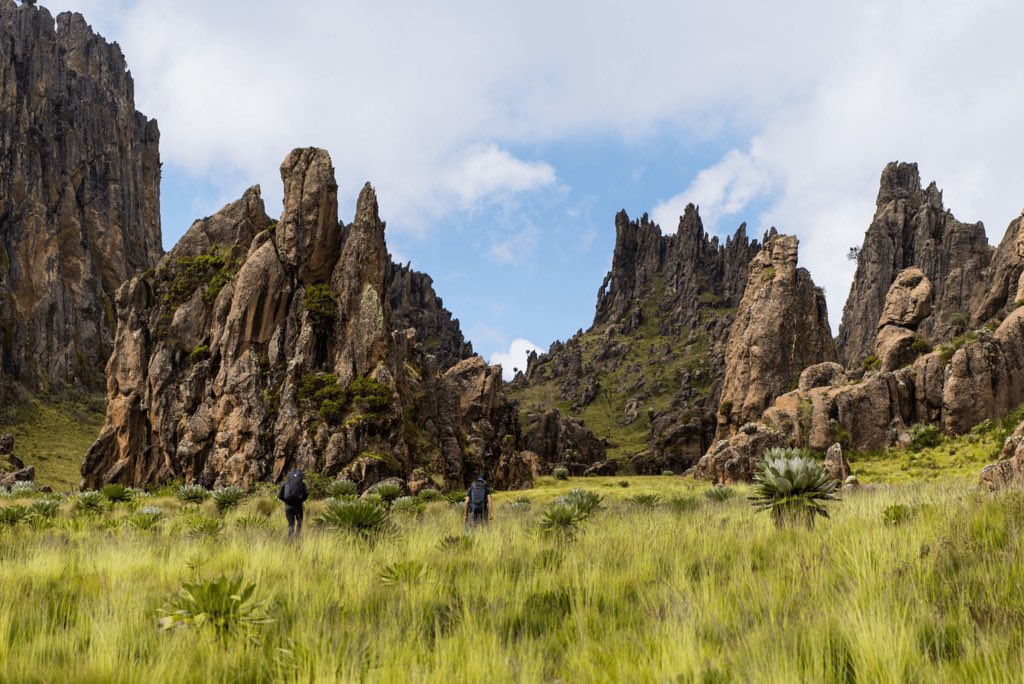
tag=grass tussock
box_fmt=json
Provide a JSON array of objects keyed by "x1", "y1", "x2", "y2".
[{"x1": 2, "y1": 475, "x2": 1024, "y2": 680}]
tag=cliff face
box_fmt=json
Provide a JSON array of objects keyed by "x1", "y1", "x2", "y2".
[
  {"x1": 715, "y1": 233, "x2": 836, "y2": 437},
  {"x1": 82, "y1": 148, "x2": 519, "y2": 491},
  {"x1": 0, "y1": 1, "x2": 162, "y2": 392},
  {"x1": 837, "y1": 162, "x2": 991, "y2": 366},
  {"x1": 387, "y1": 263, "x2": 473, "y2": 371},
  {"x1": 514, "y1": 205, "x2": 762, "y2": 472}
]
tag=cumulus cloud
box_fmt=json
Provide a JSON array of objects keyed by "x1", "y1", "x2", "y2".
[
  {"x1": 444, "y1": 145, "x2": 556, "y2": 209},
  {"x1": 490, "y1": 339, "x2": 542, "y2": 381},
  {"x1": 651, "y1": 145, "x2": 773, "y2": 234},
  {"x1": 36, "y1": 0, "x2": 1024, "y2": 340}
]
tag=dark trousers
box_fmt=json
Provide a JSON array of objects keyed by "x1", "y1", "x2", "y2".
[
  {"x1": 285, "y1": 505, "x2": 303, "y2": 539},
  {"x1": 469, "y1": 507, "x2": 488, "y2": 528}
]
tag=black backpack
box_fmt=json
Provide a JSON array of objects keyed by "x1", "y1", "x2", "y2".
[
  {"x1": 468, "y1": 481, "x2": 488, "y2": 513},
  {"x1": 282, "y1": 476, "x2": 304, "y2": 504}
]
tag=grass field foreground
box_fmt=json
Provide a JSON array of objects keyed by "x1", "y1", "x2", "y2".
[{"x1": 2, "y1": 476, "x2": 1024, "y2": 682}]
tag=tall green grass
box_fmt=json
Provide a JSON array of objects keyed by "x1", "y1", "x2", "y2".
[{"x1": 1, "y1": 477, "x2": 1024, "y2": 681}]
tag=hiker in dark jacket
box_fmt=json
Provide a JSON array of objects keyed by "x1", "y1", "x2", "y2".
[
  {"x1": 464, "y1": 475, "x2": 492, "y2": 528},
  {"x1": 278, "y1": 470, "x2": 309, "y2": 540}
]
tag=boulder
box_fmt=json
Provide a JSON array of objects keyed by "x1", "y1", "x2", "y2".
[
  {"x1": 0, "y1": 465, "x2": 34, "y2": 490},
  {"x1": 798, "y1": 362, "x2": 847, "y2": 391},
  {"x1": 583, "y1": 460, "x2": 619, "y2": 477},
  {"x1": 875, "y1": 325, "x2": 919, "y2": 373},
  {"x1": 878, "y1": 268, "x2": 933, "y2": 328},
  {"x1": 492, "y1": 450, "x2": 535, "y2": 491},
  {"x1": 696, "y1": 423, "x2": 788, "y2": 484},
  {"x1": 824, "y1": 443, "x2": 851, "y2": 483},
  {"x1": 521, "y1": 408, "x2": 607, "y2": 465},
  {"x1": 980, "y1": 419, "x2": 1024, "y2": 490}
]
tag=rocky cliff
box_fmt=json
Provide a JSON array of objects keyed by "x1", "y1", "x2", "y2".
[
  {"x1": 697, "y1": 163, "x2": 1024, "y2": 483},
  {"x1": 512, "y1": 205, "x2": 762, "y2": 472},
  {"x1": 82, "y1": 148, "x2": 520, "y2": 491},
  {"x1": 715, "y1": 232, "x2": 836, "y2": 437},
  {"x1": 387, "y1": 262, "x2": 473, "y2": 371},
  {"x1": 837, "y1": 162, "x2": 991, "y2": 366},
  {"x1": 0, "y1": 1, "x2": 161, "y2": 393}
]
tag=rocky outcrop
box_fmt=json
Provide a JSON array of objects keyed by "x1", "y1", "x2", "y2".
[
  {"x1": 837, "y1": 162, "x2": 991, "y2": 367},
  {"x1": 388, "y1": 263, "x2": 473, "y2": 371},
  {"x1": 0, "y1": 434, "x2": 34, "y2": 489},
  {"x1": 0, "y1": 2, "x2": 162, "y2": 392},
  {"x1": 516, "y1": 205, "x2": 761, "y2": 471},
  {"x1": 875, "y1": 268, "x2": 932, "y2": 372},
  {"x1": 973, "y1": 213, "x2": 1024, "y2": 325},
  {"x1": 696, "y1": 422, "x2": 788, "y2": 484},
  {"x1": 81, "y1": 148, "x2": 519, "y2": 491},
  {"x1": 698, "y1": 304, "x2": 1024, "y2": 483},
  {"x1": 980, "y1": 419, "x2": 1024, "y2": 490},
  {"x1": 521, "y1": 408, "x2": 608, "y2": 465},
  {"x1": 824, "y1": 443, "x2": 851, "y2": 483},
  {"x1": 716, "y1": 233, "x2": 836, "y2": 437}
]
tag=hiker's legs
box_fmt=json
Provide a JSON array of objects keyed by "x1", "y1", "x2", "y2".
[
  {"x1": 295, "y1": 506, "x2": 304, "y2": 538},
  {"x1": 285, "y1": 506, "x2": 297, "y2": 539}
]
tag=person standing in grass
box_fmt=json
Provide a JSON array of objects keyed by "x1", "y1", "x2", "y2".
[
  {"x1": 278, "y1": 470, "x2": 309, "y2": 540},
  {"x1": 464, "y1": 475, "x2": 492, "y2": 528}
]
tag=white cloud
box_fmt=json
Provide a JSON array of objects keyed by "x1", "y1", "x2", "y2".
[
  {"x1": 646, "y1": 1, "x2": 1024, "y2": 332},
  {"x1": 651, "y1": 146, "x2": 773, "y2": 234},
  {"x1": 444, "y1": 145, "x2": 556, "y2": 209},
  {"x1": 34, "y1": 0, "x2": 1024, "y2": 339},
  {"x1": 490, "y1": 338, "x2": 542, "y2": 381}
]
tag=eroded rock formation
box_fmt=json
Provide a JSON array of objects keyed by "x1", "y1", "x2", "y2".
[
  {"x1": 874, "y1": 268, "x2": 932, "y2": 372},
  {"x1": 837, "y1": 162, "x2": 991, "y2": 367},
  {"x1": 699, "y1": 304, "x2": 1024, "y2": 482},
  {"x1": 716, "y1": 233, "x2": 836, "y2": 437},
  {"x1": 516, "y1": 205, "x2": 762, "y2": 472},
  {"x1": 980, "y1": 419, "x2": 1024, "y2": 490},
  {"x1": 82, "y1": 148, "x2": 519, "y2": 491},
  {"x1": 0, "y1": 1, "x2": 161, "y2": 392}
]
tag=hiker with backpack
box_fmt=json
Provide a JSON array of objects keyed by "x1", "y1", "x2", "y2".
[
  {"x1": 464, "y1": 475, "x2": 492, "y2": 528},
  {"x1": 278, "y1": 470, "x2": 309, "y2": 540}
]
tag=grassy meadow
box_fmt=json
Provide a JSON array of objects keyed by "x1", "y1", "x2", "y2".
[{"x1": 2, "y1": 474, "x2": 1024, "y2": 683}]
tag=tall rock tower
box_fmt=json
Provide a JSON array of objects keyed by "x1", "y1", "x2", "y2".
[{"x1": 0, "y1": 1, "x2": 162, "y2": 393}]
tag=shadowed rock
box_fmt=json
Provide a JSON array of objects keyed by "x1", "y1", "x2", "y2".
[{"x1": 0, "y1": 1, "x2": 162, "y2": 394}]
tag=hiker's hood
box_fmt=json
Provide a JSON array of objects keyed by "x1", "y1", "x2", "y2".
[{"x1": 290, "y1": 470, "x2": 304, "y2": 481}]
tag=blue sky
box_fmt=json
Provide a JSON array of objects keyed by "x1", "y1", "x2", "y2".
[{"x1": 38, "y1": 0, "x2": 1024, "y2": 377}]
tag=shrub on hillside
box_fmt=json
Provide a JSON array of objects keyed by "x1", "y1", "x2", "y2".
[
  {"x1": 29, "y1": 497, "x2": 62, "y2": 519},
  {"x1": 627, "y1": 493, "x2": 662, "y2": 508},
  {"x1": 0, "y1": 505, "x2": 28, "y2": 526},
  {"x1": 552, "y1": 467, "x2": 569, "y2": 481},
  {"x1": 909, "y1": 423, "x2": 943, "y2": 452}
]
